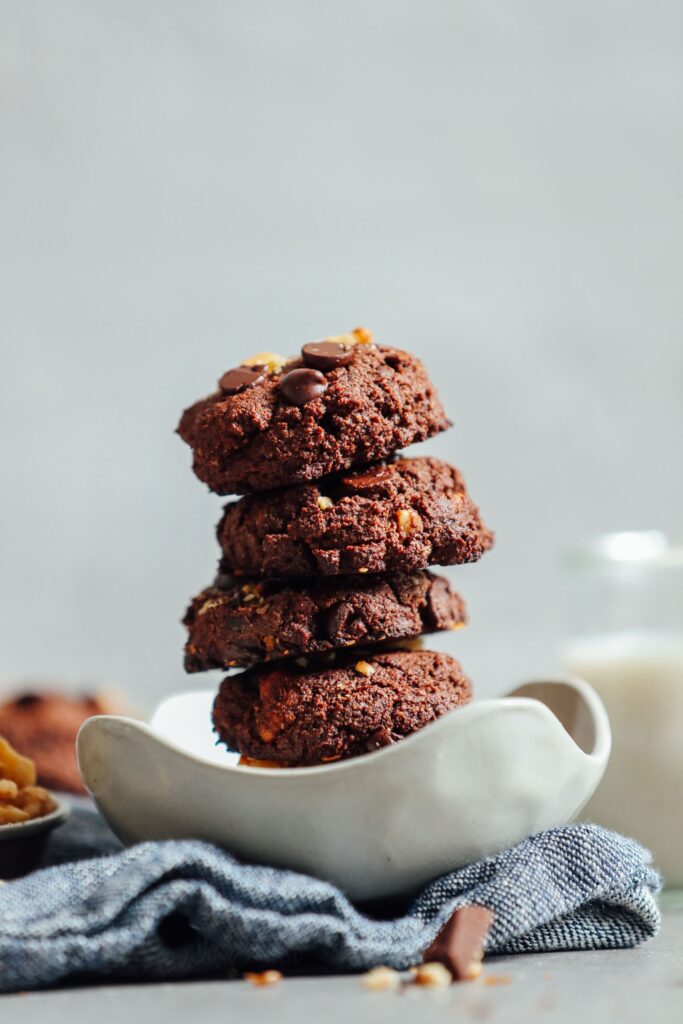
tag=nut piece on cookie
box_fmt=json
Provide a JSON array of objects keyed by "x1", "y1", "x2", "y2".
[
  {"x1": 212, "y1": 649, "x2": 472, "y2": 766},
  {"x1": 177, "y1": 337, "x2": 449, "y2": 494},
  {"x1": 0, "y1": 735, "x2": 56, "y2": 825},
  {"x1": 217, "y1": 457, "x2": 493, "y2": 580},
  {"x1": 183, "y1": 571, "x2": 467, "y2": 672}
]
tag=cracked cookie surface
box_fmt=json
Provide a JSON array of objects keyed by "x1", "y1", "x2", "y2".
[
  {"x1": 177, "y1": 338, "x2": 449, "y2": 494},
  {"x1": 217, "y1": 456, "x2": 493, "y2": 579},
  {"x1": 183, "y1": 570, "x2": 466, "y2": 671},
  {"x1": 212, "y1": 649, "x2": 472, "y2": 765}
]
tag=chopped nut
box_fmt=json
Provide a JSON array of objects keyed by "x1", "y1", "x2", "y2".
[
  {"x1": 295, "y1": 657, "x2": 308, "y2": 668},
  {"x1": 243, "y1": 591, "x2": 258, "y2": 603},
  {"x1": 354, "y1": 660, "x2": 375, "y2": 677},
  {"x1": 255, "y1": 604, "x2": 270, "y2": 616},
  {"x1": 449, "y1": 621, "x2": 466, "y2": 631},
  {"x1": 352, "y1": 326, "x2": 374, "y2": 345},
  {"x1": 362, "y1": 966, "x2": 402, "y2": 991},
  {"x1": 243, "y1": 969, "x2": 283, "y2": 986},
  {"x1": 263, "y1": 636, "x2": 276, "y2": 652},
  {"x1": 0, "y1": 779, "x2": 19, "y2": 800},
  {"x1": 396, "y1": 508, "x2": 423, "y2": 536},
  {"x1": 316, "y1": 496, "x2": 334, "y2": 511},
  {"x1": 357, "y1": 567, "x2": 369, "y2": 574},
  {"x1": 483, "y1": 974, "x2": 510, "y2": 986},
  {"x1": 242, "y1": 352, "x2": 289, "y2": 374},
  {"x1": 413, "y1": 962, "x2": 453, "y2": 988},
  {"x1": 392, "y1": 637, "x2": 424, "y2": 652},
  {"x1": 0, "y1": 736, "x2": 55, "y2": 824},
  {"x1": 0, "y1": 736, "x2": 36, "y2": 788},
  {"x1": 196, "y1": 597, "x2": 226, "y2": 616}
]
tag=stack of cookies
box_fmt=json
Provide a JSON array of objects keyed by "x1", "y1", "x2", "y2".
[{"x1": 178, "y1": 329, "x2": 492, "y2": 767}]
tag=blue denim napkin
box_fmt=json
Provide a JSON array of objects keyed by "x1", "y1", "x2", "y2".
[{"x1": 0, "y1": 805, "x2": 661, "y2": 992}]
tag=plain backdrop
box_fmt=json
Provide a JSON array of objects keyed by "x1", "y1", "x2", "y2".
[{"x1": 1, "y1": 0, "x2": 682, "y2": 708}]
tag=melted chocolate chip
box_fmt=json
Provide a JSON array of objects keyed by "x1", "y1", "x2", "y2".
[
  {"x1": 344, "y1": 465, "x2": 395, "y2": 491},
  {"x1": 279, "y1": 367, "x2": 327, "y2": 405},
  {"x1": 301, "y1": 341, "x2": 355, "y2": 372},
  {"x1": 218, "y1": 366, "x2": 267, "y2": 395},
  {"x1": 322, "y1": 602, "x2": 367, "y2": 641},
  {"x1": 365, "y1": 728, "x2": 395, "y2": 752},
  {"x1": 423, "y1": 576, "x2": 456, "y2": 630},
  {"x1": 213, "y1": 571, "x2": 235, "y2": 591}
]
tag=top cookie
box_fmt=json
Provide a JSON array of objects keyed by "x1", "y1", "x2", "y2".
[
  {"x1": 217, "y1": 456, "x2": 494, "y2": 579},
  {"x1": 177, "y1": 329, "x2": 449, "y2": 494}
]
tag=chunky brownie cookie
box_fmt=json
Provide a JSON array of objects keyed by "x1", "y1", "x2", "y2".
[
  {"x1": 0, "y1": 691, "x2": 125, "y2": 793},
  {"x1": 212, "y1": 649, "x2": 472, "y2": 765},
  {"x1": 177, "y1": 329, "x2": 449, "y2": 494},
  {"x1": 183, "y1": 570, "x2": 466, "y2": 671},
  {"x1": 217, "y1": 456, "x2": 493, "y2": 579}
]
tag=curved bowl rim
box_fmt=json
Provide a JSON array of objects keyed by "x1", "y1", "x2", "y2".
[{"x1": 78, "y1": 674, "x2": 610, "y2": 782}]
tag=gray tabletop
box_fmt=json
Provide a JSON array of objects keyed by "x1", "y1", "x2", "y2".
[{"x1": 4, "y1": 905, "x2": 682, "y2": 1023}]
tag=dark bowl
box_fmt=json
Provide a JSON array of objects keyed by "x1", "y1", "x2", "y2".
[{"x1": 0, "y1": 797, "x2": 70, "y2": 880}]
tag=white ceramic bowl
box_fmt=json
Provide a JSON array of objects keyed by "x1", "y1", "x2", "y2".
[{"x1": 77, "y1": 677, "x2": 610, "y2": 901}]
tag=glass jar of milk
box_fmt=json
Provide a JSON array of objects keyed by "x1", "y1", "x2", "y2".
[{"x1": 563, "y1": 531, "x2": 683, "y2": 887}]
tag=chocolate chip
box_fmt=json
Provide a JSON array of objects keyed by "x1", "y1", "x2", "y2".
[
  {"x1": 218, "y1": 367, "x2": 267, "y2": 395},
  {"x1": 301, "y1": 341, "x2": 355, "y2": 372},
  {"x1": 423, "y1": 906, "x2": 494, "y2": 981},
  {"x1": 322, "y1": 602, "x2": 367, "y2": 641},
  {"x1": 423, "y1": 576, "x2": 455, "y2": 630},
  {"x1": 213, "y1": 571, "x2": 234, "y2": 591},
  {"x1": 344, "y1": 465, "x2": 395, "y2": 491},
  {"x1": 365, "y1": 728, "x2": 395, "y2": 752},
  {"x1": 279, "y1": 367, "x2": 327, "y2": 405}
]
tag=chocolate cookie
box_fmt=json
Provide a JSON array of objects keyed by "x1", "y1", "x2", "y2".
[
  {"x1": 217, "y1": 457, "x2": 493, "y2": 579},
  {"x1": 183, "y1": 571, "x2": 466, "y2": 671},
  {"x1": 0, "y1": 691, "x2": 125, "y2": 794},
  {"x1": 177, "y1": 330, "x2": 449, "y2": 494},
  {"x1": 212, "y1": 649, "x2": 472, "y2": 765}
]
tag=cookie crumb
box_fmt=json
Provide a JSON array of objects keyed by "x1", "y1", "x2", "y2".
[
  {"x1": 412, "y1": 962, "x2": 453, "y2": 988},
  {"x1": 243, "y1": 969, "x2": 283, "y2": 986},
  {"x1": 362, "y1": 966, "x2": 401, "y2": 991}
]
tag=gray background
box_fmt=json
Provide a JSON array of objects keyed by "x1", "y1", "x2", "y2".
[{"x1": 1, "y1": 0, "x2": 681, "y2": 709}]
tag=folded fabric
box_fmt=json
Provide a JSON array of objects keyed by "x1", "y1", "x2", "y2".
[{"x1": 0, "y1": 806, "x2": 661, "y2": 993}]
